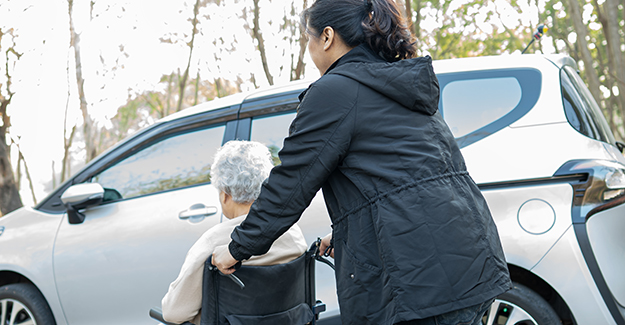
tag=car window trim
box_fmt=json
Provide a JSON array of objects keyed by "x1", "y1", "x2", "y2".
[
  {"x1": 477, "y1": 174, "x2": 587, "y2": 191},
  {"x1": 238, "y1": 89, "x2": 302, "y2": 119}
]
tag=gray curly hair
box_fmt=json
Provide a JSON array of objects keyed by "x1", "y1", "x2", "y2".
[{"x1": 210, "y1": 140, "x2": 274, "y2": 204}]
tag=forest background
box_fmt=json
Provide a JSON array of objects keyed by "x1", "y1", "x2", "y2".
[{"x1": 1, "y1": 0, "x2": 624, "y2": 215}]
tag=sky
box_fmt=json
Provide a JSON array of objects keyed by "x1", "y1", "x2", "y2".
[{"x1": 1, "y1": 0, "x2": 562, "y2": 208}]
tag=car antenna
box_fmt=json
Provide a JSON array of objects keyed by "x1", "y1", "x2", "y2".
[{"x1": 522, "y1": 24, "x2": 548, "y2": 54}]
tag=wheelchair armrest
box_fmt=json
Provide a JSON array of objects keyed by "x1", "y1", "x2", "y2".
[{"x1": 149, "y1": 307, "x2": 194, "y2": 325}]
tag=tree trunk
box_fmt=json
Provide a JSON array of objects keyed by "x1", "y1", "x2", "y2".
[
  {"x1": 595, "y1": 46, "x2": 617, "y2": 130},
  {"x1": 16, "y1": 151, "x2": 21, "y2": 191},
  {"x1": 177, "y1": 0, "x2": 201, "y2": 112},
  {"x1": 166, "y1": 73, "x2": 174, "y2": 116},
  {"x1": 405, "y1": 0, "x2": 416, "y2": 38},
  {"x1": 52, "y1": 161, "x2": 57, "y2": 189},
  {"x1": 0, "y1": 100, "x2": 22, "y2": 215},
  {"x1": 291, "y1": 0, "x2": 308, "y2": 81},
  {"x1": 17, "y1": 149, "x2": 37, "y2": 205},
  {"x1": 565, "y1": 0, "x2": 602, "y2": 104},
  {"x1": 0, "y1": 139, "x2": 22, "y2": 215},
  {"x1": 253, "y1": 0, "x2": 274, "y2": 85},
  {"x1": 61, "y1": 125, "x2": 76, "y2": 183},
  {"x1": 62, "y1": 47, "x2": 76, "y2": 183},
  {"x1": 602, "y1": 0, "x2": 625, "y2": 129},
  {"x1": 193, "y1": 69, "x2": 200, "y2": 106},
  {"x1": 413, "y1": 0, "x2": 422, "y2": 46},
  {"x1": 68, "y1": 0, "x2": 96, "y2": 162},
  {"x1": 0, "y1": 29, "x2": 23, "y2": 215},
  {"x1": 214, "y1": 78, "x2": 222, "y2": 98}
]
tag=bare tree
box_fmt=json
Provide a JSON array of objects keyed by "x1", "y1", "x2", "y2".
[
  {"x1": 603, "y1": 0, "x2": 625, "y2": 124},
  {"x1": 404, "y1": 0, "x2": 416, "y2": 38},
  {"x1": 0, "y1": 28, "x2": 23, "y2": 215},
  {"x1": 177, "y1": 0, "x2": 202, "y2": 112},
  {"x1": 194, "y1": 69, "x2": 200, "y2": 106},
  {"x1": 252, "y1": 0, "x2": 274, "y2": 85},
  {"x1": 405, "y1": 0, "x2": 421, "y2": 47},
  {"x1": 61, "y1": 122, "x2": 77, "y2": 183},
  {"x1": 288, "y1": 0, "x2": 308, "y2": 81},
  {"x1": 11, "y1": 139, "x2": 37, "y2": 205},
  {"x1": 593, "y1": 0, "x2": 625, "y2": 128},
  {"x1": 61, "y1": 37, "x2": 77, "y2": 183},
  {"x1": 564, "y1": 0, "x2": 602, "y2": 103},
  {"x1": 68, "y1": 0, "x2": 96, "y2": 162}
]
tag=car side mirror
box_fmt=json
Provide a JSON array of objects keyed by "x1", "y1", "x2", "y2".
[{"x1": 61, "y1": 183, "x2": 105, "y2": 224}]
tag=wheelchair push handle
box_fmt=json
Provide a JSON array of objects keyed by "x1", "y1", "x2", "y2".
[
  {"x1": 208, "y1": 238, "x2": 336, "y2": 290},
  {"x1": 311, "y1": 238, "x2": 335, "y2": 271},
  {"x1": 208, "y1": 260, "x2": 245, "y2": 289}
]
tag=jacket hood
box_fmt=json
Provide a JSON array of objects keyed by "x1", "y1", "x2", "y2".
[{"x1": 326, "y1": 44, "x2": 440, "y2": 115}]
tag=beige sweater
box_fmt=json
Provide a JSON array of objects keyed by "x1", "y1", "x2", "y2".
[{"x1": 161, "y1": 214, "x2": 308, "y2": 324}]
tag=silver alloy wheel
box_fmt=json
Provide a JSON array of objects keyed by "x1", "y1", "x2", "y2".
[
  {"x1": 0, "y1": 298, "x2": 36, "y2": 325},
  {"x1": 483, "y1": 298, "x2": 538, "y2": 325}
]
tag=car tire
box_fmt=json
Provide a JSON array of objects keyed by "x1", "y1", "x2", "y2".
[
  {"x1": 0, "y1": 283, "x2": 56, "y2": 325},
  {"x1": 482, "y1": 282, "x2": 561, "y2": 325}
]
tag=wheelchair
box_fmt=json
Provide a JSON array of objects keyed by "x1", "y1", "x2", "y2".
[{"x1": 150, "y1": 239, "x2": 334, "y2": 325}]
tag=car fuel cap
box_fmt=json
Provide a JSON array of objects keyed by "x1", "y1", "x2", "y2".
[{"x1": 517, "y1": 199, "x2": 556, "y2": 235}]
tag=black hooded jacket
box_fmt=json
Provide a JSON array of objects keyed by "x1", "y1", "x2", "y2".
[{"x1": 229, "y1": 44, "x2": 511, "y2": 324}]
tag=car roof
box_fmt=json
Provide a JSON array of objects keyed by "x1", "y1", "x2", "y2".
[
  {"x1": 432, "y1": 53, "x2": 576, "y2": 74},
  {"x1": 160, "y1": 77, "x2": 316, "y2": 123},
  {"x1": 162, "y1": 54, "x2": 577, "y2": 123}
]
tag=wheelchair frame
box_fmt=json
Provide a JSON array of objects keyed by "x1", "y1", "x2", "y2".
[{"x1": 150, "y1": 239, "x2": 334, "y2": 325}]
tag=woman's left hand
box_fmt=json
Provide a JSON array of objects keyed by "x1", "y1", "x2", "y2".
[{"x1": 212, "y1": 244, "x2": 238, "y2": 275}]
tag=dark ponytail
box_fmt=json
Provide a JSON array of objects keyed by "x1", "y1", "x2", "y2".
[{"x1": 301, "y1": 0, "x2": 416, "y2": 61}]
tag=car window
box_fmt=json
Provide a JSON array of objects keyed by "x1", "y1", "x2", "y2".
[
  {"x1": 437, "y1": 68, "x2": 542, "y2": 148},
  {"x1": 92, "y1": 125, "x2": 226, "y2": 201},
  {"x1": 250, "y1": 112, "x2": 296, "y2": 166},
  {"x1": 561, "y1": 66, "x2": 615, "y2": 145},
  {"x1": 442, "y1": 77, "x2": 521, "y2": 138}
]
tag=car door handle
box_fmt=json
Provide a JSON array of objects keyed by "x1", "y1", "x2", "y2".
[{"x1": 179, "y1": 204, "x2": 218, "y2": 220}]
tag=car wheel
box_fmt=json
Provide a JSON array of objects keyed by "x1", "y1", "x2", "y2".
[
  {"x1": 0, "y1": 283, "x2": 56, "y2": 325},
  {"x1": 482, "y1": 282, "x2": 561, "y2": 325}
]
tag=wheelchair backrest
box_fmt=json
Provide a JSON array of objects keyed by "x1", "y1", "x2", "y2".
[{"x1": 201, "y1": 253, "x2": 313, "y2": 325}]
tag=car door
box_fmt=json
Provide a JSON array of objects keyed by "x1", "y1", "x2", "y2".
[{"x1": 53, "y1": 123, "x2": 228, "y2": 325}]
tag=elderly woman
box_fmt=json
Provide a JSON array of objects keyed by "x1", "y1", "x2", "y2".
[{"x1": 161, "y1": 140, "x2": 307, "y2": 325}]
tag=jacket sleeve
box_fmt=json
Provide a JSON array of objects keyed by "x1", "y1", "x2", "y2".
[{"x1": 229, "y1": 75, "x2": 357, "y2": 261}]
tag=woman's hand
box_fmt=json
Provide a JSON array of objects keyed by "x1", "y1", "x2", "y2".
[
  {"x1": 319, "y1": 232, "x2": 334, "y2": 258},
  {"x1": 212, "y1": 244, "x2": 239, "y2": 275}
]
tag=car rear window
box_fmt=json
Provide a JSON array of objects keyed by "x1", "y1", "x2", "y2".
[
  {"x1": 443, "y1": 77, "x2": 522, "y2": 138},
  {"x1": 437, "y1": 68, "x2": 542, "y2": 148}
]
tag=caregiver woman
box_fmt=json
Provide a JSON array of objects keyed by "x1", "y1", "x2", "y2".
[{"x1": 213, "y1": 0, "x2": 511, "y2": 323}]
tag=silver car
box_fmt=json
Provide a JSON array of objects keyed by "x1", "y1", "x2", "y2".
[{"x1": 1, "y1": 54, "x2": 623, "y2": 325}]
